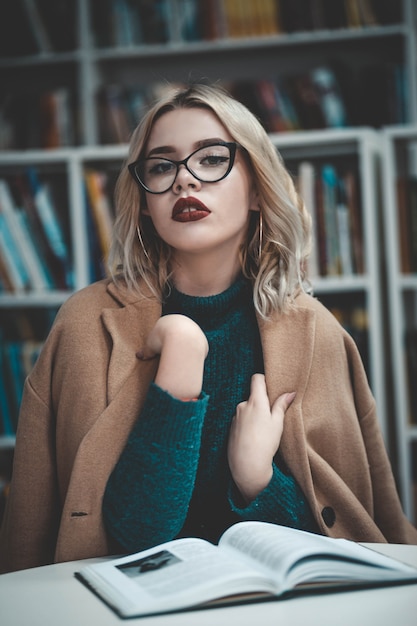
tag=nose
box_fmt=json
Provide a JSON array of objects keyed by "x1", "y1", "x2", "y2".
[{"x1": 172, "y1": 164, "x2": 202, "y2": 193}]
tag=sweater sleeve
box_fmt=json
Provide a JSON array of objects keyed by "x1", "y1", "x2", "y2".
[
  {"x1": 102, "y1": 383, "x2": 209, "y2": 553},
  {"x1": 228, "y1": 462, "x2": 318, "y2": 533}
]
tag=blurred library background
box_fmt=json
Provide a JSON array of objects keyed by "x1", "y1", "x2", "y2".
[{"x1": 0, "y1": 0, "x2": 417, "y2": 524}]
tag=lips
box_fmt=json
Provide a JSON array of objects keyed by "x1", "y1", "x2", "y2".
[{"x1": 172, "y1": 197, "x2": 211, "y2": 222}]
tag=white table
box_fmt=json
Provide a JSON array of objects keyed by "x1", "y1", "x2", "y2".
[{"x1": 1, "y1": 544, "x2": 417, "y2": 626}]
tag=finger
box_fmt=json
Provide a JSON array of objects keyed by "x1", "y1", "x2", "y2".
[
  {"x1": 272, "y1": 391, "x2": 296, "y2": 414},
  {"x1": 248, "y1": 373, "x2": 268, "y2": 402},
  {"x1": 136, "y1": 349, "x2": 158, "y2": 361}
]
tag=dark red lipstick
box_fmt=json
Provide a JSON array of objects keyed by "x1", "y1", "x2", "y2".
[{"x1": 172, "y1": 197, "x2": 211, "y2": 222}]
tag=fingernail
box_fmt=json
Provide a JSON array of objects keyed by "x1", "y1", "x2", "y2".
[
  {"x1": 287, "y1": 391, "x2": 296, "y2": 403},
  {"x1": 136, "y1": 350, "x2": 157, "y2": 361}
]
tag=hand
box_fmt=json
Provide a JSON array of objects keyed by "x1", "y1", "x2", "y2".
[
  {"x1": 138, "y1": 314, "x2": 209, "y2": 400},
  {"x1": 228, "y1": 373, "x2": 296, "y2": 504}
]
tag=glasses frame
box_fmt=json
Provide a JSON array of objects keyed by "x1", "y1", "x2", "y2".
[{"x1": 128, "y1": 141, "x2": 239, "y2": 194}]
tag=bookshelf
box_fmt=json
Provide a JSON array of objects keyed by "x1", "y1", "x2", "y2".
[
  {"x1": 0, "y1": 0, "x2": 416, "y2": 517},
  {"x1": 0, "y1": 128, "x2": 387, "y2": 439},
  {"x1": 381, "y1": 126, "x2": 417, "y2": 524}
]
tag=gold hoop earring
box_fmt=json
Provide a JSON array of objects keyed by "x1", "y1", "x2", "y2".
[
  {"x1": 136, "y1": 225, "x2": 151, "y2": 261},
  {"x1": 258, "y1": 213, "x2": 263, "y2": 259}
]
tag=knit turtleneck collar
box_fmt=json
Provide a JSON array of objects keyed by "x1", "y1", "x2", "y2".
[{"x1": 162, "y1": 277, "x2": 253, "y2": 331}]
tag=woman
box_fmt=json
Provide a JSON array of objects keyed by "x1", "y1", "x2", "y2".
[{"x1": 1, "y1": 83, "x2": 416, "y2": 573}]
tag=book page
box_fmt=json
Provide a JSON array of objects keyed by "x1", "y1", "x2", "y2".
[
  {"x1": 79, "y1": 536, "x2": 276, "y2": 617},
  {"x1": 219, "y1": 522, "x2": 417, "y2": 590},
  {"x1": 114, "y1": 538, "x2": 264, "y2": 597}
]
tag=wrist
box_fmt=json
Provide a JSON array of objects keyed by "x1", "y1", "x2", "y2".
[{"x1": 233, "y1": 466, "x2": 273, "y2": 505}]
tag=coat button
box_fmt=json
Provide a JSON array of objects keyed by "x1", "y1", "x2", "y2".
[{"x1": 321, "y1": 506, "x2": 336, "y2": 527}]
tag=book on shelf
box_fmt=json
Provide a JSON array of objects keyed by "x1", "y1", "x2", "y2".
[
  {"x1": 0, "y1": 212, "x2": 30, "y2": 293},
  {"x1": 83, "y1": 185, "x2": 108, "y2": 283},
  {"x1": 96, "y1": 84, "x2": 134, "y2": 145},
  {"x1": 39, "y1": 89, "x2": 74, "y2": 149},
  {"x1": 165, "y1": 0, "x2": 202, "y2": 42},
  {"x1": 0, "y1": 0, "x2": 45, "y2": 57},
  {"x1": 0, "y1": 179, "x2": 53, "y2": 292},
  {"x1": 297, "y1": 161, "x2": 319, "y2": 277},
  {"x1": 0, "y1": 340, "x2": 43, "y2": 435},
  {"x1": 221, "y1": 0, "x2": 282, "y2": 38},
  {"x1": 335, "y1": 178, "x2": 355, "y2": 276},
  {"x1": 33, "y1": 0, "x2": 77, "y2": 52},
  {"x1": 342, "y1": 169, "x2": 364, "y2": 274},
  {"x1": 25, "y1": 167, "x2": 73, "y2": 289},
  {"x1": 0, "y1": 88, "x2": 75, "y2": 151},
  {"x1": 21, "y1": 0, "x2": 53, "y2": 54},
  {"x1": 0, "y1": 346, "x2": 15, "y2": 438},
  {"x1": 396, "y1": 143, "x2": 417, "y2": 274},
  {"x1": 91, "y1": 0, "x2": 170, "y2": 47},
  {"x1": 298, "y1": 162, "x2": 362, "y2": 278},
  {"x1": 309, "y1": 67, "x2": 347, "y2": 128},
  {"x1": 405, "y1": 327, "x2": 417, "y2": 425},
  {"x1": 407, "y1": 143, "x2": 417, "y2": 274},
  {"x1": 321, "y1": 164, "x2": 341, "y2": 276},
  {"x1": 232, "y1": 65, "x2": 349, "y2": 134},
  {"x1": 76, "y1": 520, "x2": 417, "y2": 619},
  {"x1": 0, "y1": 0, "x2": 76, "y2": 57},
  {"x1": 84, "y1": 170, "x2": 115, "y2": 262},
  {"x1": 254, "y1": 80, "x2": 298, "y2": 133},
  {"x1": 0, "y1": 306, "x2": 54, "y2": 434},
  {"x1": 87, "y1": 0, "x2": 404, "y2": 48}
]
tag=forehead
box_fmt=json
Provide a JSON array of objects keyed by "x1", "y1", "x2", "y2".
[{"x1": 147, "y1": 107, "x2": 233, "y2": 150}]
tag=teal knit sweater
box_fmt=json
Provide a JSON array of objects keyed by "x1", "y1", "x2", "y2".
[{"x1": 103, "y1": 278, "x2": 317, "y2": 553}]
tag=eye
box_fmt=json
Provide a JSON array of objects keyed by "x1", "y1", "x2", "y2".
[
  {"x1": 196, "y1": 146, "x2": 230, "y2": 168},
  {"x1": 147, "y1": 159, "x2": 176, "y2": 176},
  {"x1": 201, "y1": 154, "x2": 229, "y2": 167}
]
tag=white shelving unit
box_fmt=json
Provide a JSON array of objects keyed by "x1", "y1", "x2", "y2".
[{"x1": 381, "y1": 125, "x2": 417, "y2": 523}]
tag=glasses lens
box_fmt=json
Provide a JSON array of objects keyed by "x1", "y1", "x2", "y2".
[
  {"x1": 187, "y1": 144, "x2": 232, "y2": 182},
  {"x1": 137, "y1": 158, "x2": 177, "y2": 193}
]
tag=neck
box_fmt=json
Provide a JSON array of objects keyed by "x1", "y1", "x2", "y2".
[{"x1": 171, "y1": 249, "x2": 242, "y2": 296}]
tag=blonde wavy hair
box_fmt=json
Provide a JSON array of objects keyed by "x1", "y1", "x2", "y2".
[{"x1": 109, "y1": 83, "x2": 312, "y2": 318}]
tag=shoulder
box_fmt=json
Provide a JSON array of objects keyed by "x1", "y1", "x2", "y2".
[
  {"x1": 293, "y1": 291, "x2": 344, "y2": 331},
  {"x1": 56, "y1": 278, "x2": 117, "y2": 318},
  {"x1": 292, "y1": 290, "x2": 360, "y2": 357}
]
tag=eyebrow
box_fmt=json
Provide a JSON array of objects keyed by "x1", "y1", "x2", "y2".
[{"x1": 147, "y1": 137, "x2": 228, "y2": 158}]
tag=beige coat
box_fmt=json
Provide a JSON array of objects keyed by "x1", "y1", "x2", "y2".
[{"x1": 1, "y1": 279, "x2": 416, "y2": 573}]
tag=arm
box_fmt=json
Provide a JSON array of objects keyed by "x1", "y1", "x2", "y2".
[{"x1": 103, "y1": 315, "x2": 209, "y2": 553}]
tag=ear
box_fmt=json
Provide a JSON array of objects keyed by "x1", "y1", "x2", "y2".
[
  {"x1": 141, "y1": 194, "x2": 150, "y2": 216},
  {"x1": 249, "y1": 186, "x2": 260, "y2": 213}
]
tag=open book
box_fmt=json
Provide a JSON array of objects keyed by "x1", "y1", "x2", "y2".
[{"x1": 76, "y1": 521, "x2": 417, "y2": 618}]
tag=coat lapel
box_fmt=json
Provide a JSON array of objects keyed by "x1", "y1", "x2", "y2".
[
  {"x1": 102, "y1": 280, "x2": 162, "y2": 403},
  {"x1": 257, "y1": 301, "x2": 317, "y2": 491},
  {"x1": 257, "y1": 302, "x2": 316, "y2": 402}
]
